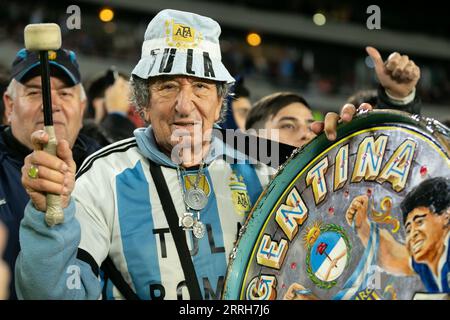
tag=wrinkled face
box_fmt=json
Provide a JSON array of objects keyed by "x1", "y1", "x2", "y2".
[
  {"x1": 232, "y1": 97, "x2": 251, "y2": 131},
  {"x1": 4, "y1": 76, "x2": 85, "y2": 149},
  {"x1": 145, "y1": 76, "x2": 223, "y2": 160},
  {"x1": 405, "y1": 207, "x2": 449, "y2": 263},
  {"x1": 264, "y1": 102, "x2": 316, "y2": 148}
]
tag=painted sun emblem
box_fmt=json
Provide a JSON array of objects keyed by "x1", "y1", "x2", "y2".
[{"x1": 303, "y1": 221, "x2": 322, "y2": 248}]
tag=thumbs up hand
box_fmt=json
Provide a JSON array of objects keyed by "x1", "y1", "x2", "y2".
[{"x1": 366, "y1": 46, "x2": 420, "y2": 99}]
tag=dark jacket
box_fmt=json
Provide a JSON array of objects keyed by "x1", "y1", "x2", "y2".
[
  {"x1": 100, "y1": 113, "x2": 136, "y2": 144},
  {"x1": 377, "y1": 85, "x2": 422, "y2": 115},
  {"x1": 0, "y1": 125, "x2": 99, "y2": 299},
  {"x1": 80, "y1": 113, "x2": 137, "y2": 148}
]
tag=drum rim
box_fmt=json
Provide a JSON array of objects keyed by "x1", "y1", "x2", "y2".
[{"x1": 223, "y1": 110, "x2": 450, "y2": 299}]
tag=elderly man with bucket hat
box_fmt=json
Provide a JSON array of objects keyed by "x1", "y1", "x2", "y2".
[{"x1": 16, "y1": 9, "x2": 366, "y2": 300}]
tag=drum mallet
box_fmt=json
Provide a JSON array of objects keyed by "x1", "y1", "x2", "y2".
[{"x1": 24, "y1": 23, "x2": 64, "y2": 227}]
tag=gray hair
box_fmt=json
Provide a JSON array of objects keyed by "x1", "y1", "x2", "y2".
[
  {"x1": 130, "y1": 75, "x2": 231, "y2": 122},
  {"x1": 79, "y1": 83, "x2": 87, "y2": 102},
  {"x1": 5, "y1": 79, "x2": 17, "y2": 99}
]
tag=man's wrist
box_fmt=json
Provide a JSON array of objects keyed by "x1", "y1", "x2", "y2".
[{"x1": 385, "y1": 88, "x2": 416, "y2": 105}]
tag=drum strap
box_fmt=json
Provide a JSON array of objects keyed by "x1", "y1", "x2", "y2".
[
  {"x1": 148, "y1": 160, "x2": 203, "y2": 300},
  {"x1": 100, "y1": 256, "x2": 140, "y2": 300},
  {"x1": 212, "y1": 127, "x2": 295, "y2": 168},
  {"x1": 97, "y1": 160, "x2": 202, "y2": 300}
]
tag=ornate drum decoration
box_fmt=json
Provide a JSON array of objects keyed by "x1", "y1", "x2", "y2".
[{"x1": 223, "y1": 110, "x2": 450, "y2": 300}]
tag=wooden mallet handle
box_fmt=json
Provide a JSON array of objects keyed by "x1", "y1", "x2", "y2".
[{"x1": 24, "y1": 23, "x2": 64, "y2": 227}]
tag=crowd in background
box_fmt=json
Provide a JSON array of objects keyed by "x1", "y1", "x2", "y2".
[
  {"x1": 1, "y1": 1, "x2": 449, "y2": 107},
  {"x1": 0, "y1": 3, "x2": 449, "y2": 301}
]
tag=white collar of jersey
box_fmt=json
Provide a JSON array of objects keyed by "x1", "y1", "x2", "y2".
[{"x1": 134, "y1": 125, "x2": 249, "y2": 168}]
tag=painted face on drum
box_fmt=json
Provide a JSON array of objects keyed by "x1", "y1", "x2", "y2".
[{"x1": 404, "y1": 207, "x2": 449, "y2": 263}]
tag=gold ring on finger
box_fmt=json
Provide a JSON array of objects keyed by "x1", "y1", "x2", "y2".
[{"x1": 28, "y1": 165, "x2": 39, "y2": 179}]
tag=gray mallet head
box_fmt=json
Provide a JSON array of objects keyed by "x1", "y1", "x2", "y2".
[{"x1": 24, "y1": 23, "x2": 61, "y2": 51}]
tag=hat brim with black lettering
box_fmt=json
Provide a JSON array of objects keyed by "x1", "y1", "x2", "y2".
[
  {"x1": 11, "y1": 48, "x2": 81, "y2": 86},
  {"x1": 132, "y1": 9, "x2": 234, "y2": 84}
]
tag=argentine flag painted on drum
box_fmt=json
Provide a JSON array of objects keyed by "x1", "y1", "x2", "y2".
[{"x1": 310, "y1": 232, "x2": 348, "y2": 282}]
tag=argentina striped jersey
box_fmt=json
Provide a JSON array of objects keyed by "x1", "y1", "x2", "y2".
[{"x1": 74, "y1": 127, "x2": 272, "y2": 299}]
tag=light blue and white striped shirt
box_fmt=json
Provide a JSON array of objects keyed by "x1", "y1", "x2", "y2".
[{"x1": 16, "y1": 126, "x2": 272, "y2": 300}]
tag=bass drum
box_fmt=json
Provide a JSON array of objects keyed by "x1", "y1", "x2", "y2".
[{"x1": 223, "y1": 110, "x2": 450, "y2": 300}]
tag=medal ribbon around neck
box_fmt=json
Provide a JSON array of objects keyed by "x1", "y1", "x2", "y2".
[{"x1": 177, "y1": 162, "x2": 208, "y2": 238}]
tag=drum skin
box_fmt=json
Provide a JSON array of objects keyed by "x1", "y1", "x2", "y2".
[{"x1": 223, "y1": 110, "x2": 450, "y2": 300}]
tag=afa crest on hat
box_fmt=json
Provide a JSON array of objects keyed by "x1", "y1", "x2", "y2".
[{"x1": 132, "y1": 9, "x2": 234, "y2": 83}]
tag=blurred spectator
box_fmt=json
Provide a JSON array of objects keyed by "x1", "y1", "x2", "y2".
[
  {"x1": 220, "y1": 76, "x2": 252, "y2": 130},
  {"x1": 0, "y1": 1, "x2": 448, "y2": 109},
  {"x1": 85, "y1": 67, "x2": 125, "y2": 123},
  {"x1": 346, "y1": 89, "x2": 378, "y2": 108},
  {"x1": 245, "y1": 92, "x2": 316, "y2": 147},
  {"x1": 82, "y1": 67, "x2": 142, "y2": 146},
  {"x1": 0, "y1": 66, "x2": 9, "y2": 125}
]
